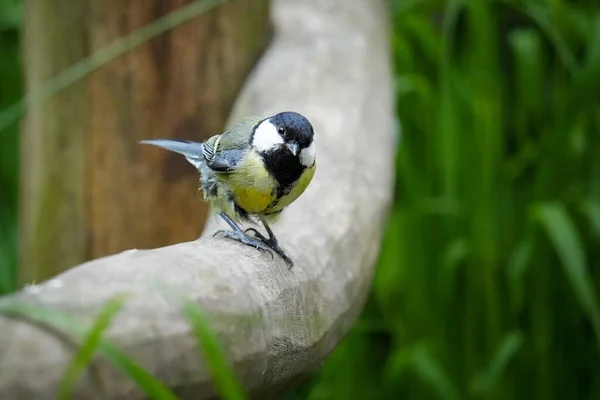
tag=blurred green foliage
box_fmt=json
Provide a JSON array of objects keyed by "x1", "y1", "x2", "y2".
[
  {"x1": 0, "y1": 0, "x2": 20, "y2": 295},
  {"x1": 300, "y1": 0, "x2": 600, "y2": 399},
  {"x1": 0, "y1": 0, "x2": 20, "y2": 31},
  {"x1": 2, "y1": 0, "x2": 600, "y2": 398}
]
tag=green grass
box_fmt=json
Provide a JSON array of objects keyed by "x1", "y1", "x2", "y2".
[
  {"x1": 57, "y1": 295, "x2": 129, "y2": 399},
  {"x1": 0, "y1": 293, "x2": 247, "y2": 400},
  {"x1": 0, "y1": 22, "x2": 21, "y2": 295},
  {"x1": 182, "y1": 298, "x2": 247, "y2": 400},
  {"x1": 0, "y1": 0, "x2": 20, "y2": 32},
  {"x1": 300, "y1": 0, "x2": 600, "y2": 399},
  {"x1": 0, "y1": 298, "x2": 179, "y2": 399}
]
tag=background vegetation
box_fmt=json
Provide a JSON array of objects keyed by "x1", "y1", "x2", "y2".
[
  {"x1": 299, "y1": 0, "x2": 600, "y2": 399},
  {"x1": 0, "y1": 0, "x2": 20, "y2": 294},
  {"x1": 1, "y1": 0, "x2": 600, "y2": 399}
]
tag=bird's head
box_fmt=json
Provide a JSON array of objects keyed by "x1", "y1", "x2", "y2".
[{"x1": 251, "y1": 111, "x2": 316, "y2": 168}]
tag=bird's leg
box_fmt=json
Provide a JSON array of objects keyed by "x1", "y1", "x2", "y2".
[
  {"x1": 246, "y1": 216, "x2": 294, "y2": 268},
  {"x1": 243, "y1": 227, "x2": 268, "y2": 242},
  {"x1": 213, "y1": 212, "x2": 273, "y2": 259}
]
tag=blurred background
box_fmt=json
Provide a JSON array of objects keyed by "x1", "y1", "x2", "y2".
[{"x1": 1, "y1": 0, "x2": 600, "y2": 399}]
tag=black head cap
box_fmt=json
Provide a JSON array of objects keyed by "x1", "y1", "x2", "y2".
[{"x1": 269, "y1": 111, "x2": 314, "y2": 149}]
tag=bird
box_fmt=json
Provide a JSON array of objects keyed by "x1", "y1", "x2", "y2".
[{"x1": 140, "y1": 111, "x2": 316, "y2": 268}]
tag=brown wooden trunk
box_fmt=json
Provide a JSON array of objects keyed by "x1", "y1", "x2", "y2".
[{"x1": 19, "y1": 0, "x2": 271, "y2": 285}]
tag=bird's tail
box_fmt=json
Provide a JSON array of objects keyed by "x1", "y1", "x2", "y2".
[{"x1": 139, "y1": 139, "x2": 205, "y2": 169}]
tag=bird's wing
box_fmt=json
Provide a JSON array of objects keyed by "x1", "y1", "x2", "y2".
[{"x1": 203, "y1": 116, "x2": 263, "y2": 172}]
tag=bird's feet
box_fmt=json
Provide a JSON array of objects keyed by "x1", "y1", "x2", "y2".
[
  {"x1": 244, "y1": 228, "x2": 294, "y2": 269},
  {"x1": 213, "y1": 230, "x2": 274, "y2": 260}
]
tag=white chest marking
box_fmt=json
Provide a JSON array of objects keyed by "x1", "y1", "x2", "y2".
[
  {"x1": 252, "y1": 119, "x2": 284, "y2": 152},
  {"x1": 299, "y1": 141, "x2": 316, "y2": 167}
]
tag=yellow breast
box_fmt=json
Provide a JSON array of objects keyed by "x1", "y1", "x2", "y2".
[
  {"x1": 232, "y1": 187, "x2": 274, "y2": 213},
  {"x1": 221, "y1": 152, "x2": 277, "y2": 214}
]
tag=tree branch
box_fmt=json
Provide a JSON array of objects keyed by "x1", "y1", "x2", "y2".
[{"x1": 0, "y1": 0, "x2": 395, "y2": 398}]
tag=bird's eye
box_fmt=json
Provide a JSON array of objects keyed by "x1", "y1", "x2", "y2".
[{"x1": 278, "y1": 126, "x2": 286, "y2": 135}]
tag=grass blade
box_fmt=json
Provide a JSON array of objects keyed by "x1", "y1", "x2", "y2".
[
  {"x1": 411, "y1": 344, "x2": 460, "y2": 400},
  {"x1": 438, "y1": 0, "x2": 464, "y2": 199},
  {"x1": 536, "y1": 201, "x2": 600, "y2": 350},
  {"x1": 507, "y1": 233, "x2": 533, "y2": 312},
  {"x1": 57, "y1": 295, "x2": 127, "y2": 400},
  {"x1": 470, "y1": 331, "x2": 524, "y2": 396},
  {"x1": 583, "y1": 199, "x2": 600, "y2": 239},
  {"x1": 522, "y1": 1, "x2": 580, "y2": 76},
  {"x1": 0, "y1": 301, "x2": 178, "y2": 400},
  {"x1": 508, "y1": 28, "x2": 544, "y2": 140},
  {"x1": 99, "y1": 343, "x2": 178, "y2": 400},
  {"x1": 181, "y1": 299, "x2": 246, "y2": 400},
  {"x1": 566, "y1": 13, "x2": 600, "y2": 118}
]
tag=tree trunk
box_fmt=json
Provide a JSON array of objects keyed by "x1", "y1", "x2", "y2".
[{"x1": 19, "y1": 0, "x2": 271, "y2": 285}]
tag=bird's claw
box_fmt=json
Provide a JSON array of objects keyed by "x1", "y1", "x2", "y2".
[
  {"x1": 270, "y1": 244, "x2": 294, "y2": 269},
  {"x1": 213, "y1": 230, "x2": 274, "y2": 259},
  {"x1": 244, "y1": 228, "x2": 294, "y2": 269}
]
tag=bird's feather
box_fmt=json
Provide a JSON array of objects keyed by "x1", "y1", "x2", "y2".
[
  {"x1": 220, "y1": 116, "x2": 264, "y2": 149},
  {"x1": 265, "y1": 163, "x2": 316, "y2": 214},
  {"x1": 139, "y1": 139, "x2": 205, "y2": 169},
  {"x1": 202, "y1": 116, "x2": 263, "y2": 173}
]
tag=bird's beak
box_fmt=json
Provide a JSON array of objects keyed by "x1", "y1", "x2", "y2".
[{"x1": 286, "y1": 141, "x2": 299, "y2": 156}]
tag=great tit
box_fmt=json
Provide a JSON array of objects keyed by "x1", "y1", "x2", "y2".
[{"x1": 140, "y1": 111, "x2": 316, "y2": 268}]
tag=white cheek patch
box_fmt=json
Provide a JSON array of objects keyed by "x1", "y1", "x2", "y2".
[
  {"x1": 253, "y1": 119, "x2": 284, "y2": 152},
  {"x1": 299, "y1": 142, "x2": 316, "y2": 167}
]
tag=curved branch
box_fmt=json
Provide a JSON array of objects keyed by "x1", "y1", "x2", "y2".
[{"x1": 0, "y1": 0, "x2": 395, "y2": 398}]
